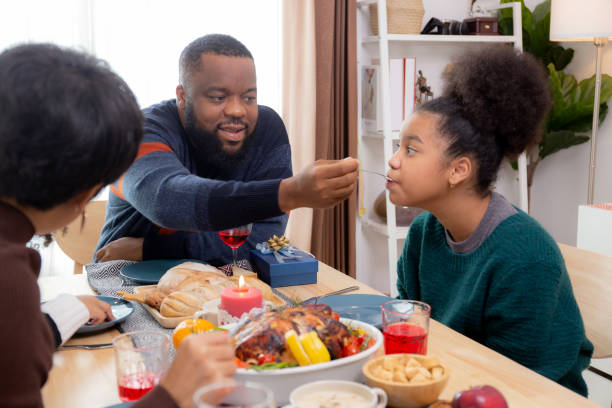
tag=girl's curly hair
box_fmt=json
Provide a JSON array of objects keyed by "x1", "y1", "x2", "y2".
[{"x1": 417, "y1": 45, "x2": 552, "y2": 195}]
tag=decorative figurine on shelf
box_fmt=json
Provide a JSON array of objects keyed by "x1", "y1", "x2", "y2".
[{"x1": 415, "y1": 70, "x2": 434, "y2": 105}]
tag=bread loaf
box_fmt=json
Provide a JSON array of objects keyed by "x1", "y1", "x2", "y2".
[
  {"x1": 160, "y1": 291, "x2": 204, "y2": 317},
  {"x1": 158, "y1": 264, "x2": 226, "y2": 294}
]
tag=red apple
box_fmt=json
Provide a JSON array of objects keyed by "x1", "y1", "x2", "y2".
[{"x1": 451, "y1": 385, "x2": 508, "y2": 408}]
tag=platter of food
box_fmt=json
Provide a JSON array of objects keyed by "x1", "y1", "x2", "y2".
[
  {"x1": 118, "y1": 261, "x2": 285, "y2": 328},
  {"x1": 228, "y1": 304, "x2": 384, "y2": 404}
]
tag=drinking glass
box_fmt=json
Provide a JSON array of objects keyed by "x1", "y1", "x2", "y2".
[
  {"x1": 381, "y1": 300, "x2": 431, "y2": 355},
  {"x1": 112, "y1": 330, "x2": 170, "y2": 402},
  {"x1": 218, "y1": 223, "x2": 252, "y2": 273},
  {"x1": 193, "y1": 380, "x2": 275, "y2": 408}
]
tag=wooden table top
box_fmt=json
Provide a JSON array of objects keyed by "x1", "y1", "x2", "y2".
[{"x1": 39, "y1": 260, "x2": 597, "y2": 408}]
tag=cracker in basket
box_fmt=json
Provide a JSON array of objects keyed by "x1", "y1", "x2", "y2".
[{"x1": 373, "y1": 354, "x2": 444, "y2": 384}]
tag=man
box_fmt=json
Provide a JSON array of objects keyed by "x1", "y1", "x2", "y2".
[{"x1": 96, "y1": 34, "x2": 359, "y2": 265}]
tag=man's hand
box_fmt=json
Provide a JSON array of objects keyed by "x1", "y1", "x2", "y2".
[
  {"x1": 160, "y1": 331, "x2": 236, "y2": 408},
  {"x1": 278, "y1": 157, "x2": 359, "y2": 212},
  {"x1": 96, "y1": 237, "x2": 144, "y2": 262},
  {"x1": 76, "y1": 295, "x2": 115, "y2": 324}
]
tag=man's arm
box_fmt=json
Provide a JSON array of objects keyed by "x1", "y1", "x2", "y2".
[{"x1": 118, "y1": 145, "x2": 287, "y2": 232}]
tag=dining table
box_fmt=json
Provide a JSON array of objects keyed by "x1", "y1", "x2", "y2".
[{"x1": 39, "y1": 260, "x2": 599, "y2": 408}]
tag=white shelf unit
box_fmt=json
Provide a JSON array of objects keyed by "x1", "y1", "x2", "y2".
[{"x1": 356, "y1": 1, "x2": 525, "y2": 296}]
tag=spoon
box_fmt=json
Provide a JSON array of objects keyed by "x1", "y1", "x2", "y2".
[{"x1": 360, "y1": 169, "x2": 394, "y2": 182}]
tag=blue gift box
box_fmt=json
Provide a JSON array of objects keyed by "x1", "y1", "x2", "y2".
[{"x1": 250, "y1": 248, "x2": 318, "y2": 287}]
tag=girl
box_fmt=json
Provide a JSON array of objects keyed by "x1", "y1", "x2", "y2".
[{"x1": 387, "y1": 45, "x2": 592, "y2": 396}]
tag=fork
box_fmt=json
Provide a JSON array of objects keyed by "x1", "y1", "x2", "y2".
[
  {"x1": 360, "y1": 169, "x2": 394, "y2": 182},
  {"x1": 58, "y1": 343, "x2": 113, "y2": 350},
  {"x1": 302, "y1": 285, "x2": 360, "y2": 304}
]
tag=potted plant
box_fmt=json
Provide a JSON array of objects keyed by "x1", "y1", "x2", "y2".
[{"x1": 498, "y1": 0, "x2": 612, "y2": 199}]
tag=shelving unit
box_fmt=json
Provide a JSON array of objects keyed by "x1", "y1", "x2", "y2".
[{"x1": 356, "y1": 1, "x2": 524, "y2": 296}]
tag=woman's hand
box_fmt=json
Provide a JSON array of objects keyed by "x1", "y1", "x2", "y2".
[
  {"x1": 160, "y1": 331, "x2": 236, "y2": 408},
  {"x1": 76, "y1": 295, "x2": 115, "y2": 324}
]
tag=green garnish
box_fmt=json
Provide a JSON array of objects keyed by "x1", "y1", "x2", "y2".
[{"x1": 248, "y1": 362, "x2": 298, "y2": 371}]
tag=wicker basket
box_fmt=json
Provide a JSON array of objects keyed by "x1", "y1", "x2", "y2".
[{"x1": 369, "y1": 0, "x2": 425, "y2": 35}]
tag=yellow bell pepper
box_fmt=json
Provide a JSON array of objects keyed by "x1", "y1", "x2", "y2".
[
  {"x1": 285, "y1": 329, "x2": 311, "y2": 366},
  {"x1": 299, "y1": 331, "x2": 331, "y2": 364}
]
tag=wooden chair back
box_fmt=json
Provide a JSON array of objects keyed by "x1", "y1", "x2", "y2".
[
  {"x1": 55, "y1": 200, "x2": 107, "y2": 274},
  {"x1": 559, "y1": 243, "x2": 612, "y2": 359}
]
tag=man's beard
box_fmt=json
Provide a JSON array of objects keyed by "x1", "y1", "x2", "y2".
[{"x1": 183, "y1": 103, "x2": 254, "y2": 173}]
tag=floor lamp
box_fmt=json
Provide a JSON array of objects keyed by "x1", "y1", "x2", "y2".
[{"x1": 550, "y1": 0, "x2": 612, "y2": 204}]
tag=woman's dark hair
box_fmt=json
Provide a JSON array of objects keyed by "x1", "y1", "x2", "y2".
[
  {"x1": 0, "y1": 43, "x2": 143, "y2": 210},
  {"x1": 417, "y1": 45, "x2": 552, "y2": 195}
]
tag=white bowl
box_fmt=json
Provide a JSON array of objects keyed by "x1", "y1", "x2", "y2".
[{"x1": 234, "y1": 318, "x2": 384, "y2": 404}]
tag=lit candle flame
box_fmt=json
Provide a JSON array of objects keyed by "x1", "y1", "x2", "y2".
[{"x1": 238, "y1": 275, "x2": 245, "y2": 289}]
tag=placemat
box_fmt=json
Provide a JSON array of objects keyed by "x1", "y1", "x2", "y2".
[{"x1": 85, "y1": 259, "x2": 253, "y2": 340}]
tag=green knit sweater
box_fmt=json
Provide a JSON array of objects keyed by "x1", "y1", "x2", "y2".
[{"x1": 397, "y1": 210, "x2": 593, "y2": 396}]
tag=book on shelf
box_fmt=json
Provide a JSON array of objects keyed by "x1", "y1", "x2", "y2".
[
  {"x1": 361, "y1": 64, "x2": 379, "y2": 133},
  {"x1": 361, "y1": 58, "x2": 416, "y2": 134}
]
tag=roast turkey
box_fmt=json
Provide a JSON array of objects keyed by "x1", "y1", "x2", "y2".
[{"x1": 233, "y1": 304, "x2": 352, "y2": 364}]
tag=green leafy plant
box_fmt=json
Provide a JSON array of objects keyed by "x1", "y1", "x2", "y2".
[{"x1": 498, "y1": 0, "x2": 612, "y2": 190}]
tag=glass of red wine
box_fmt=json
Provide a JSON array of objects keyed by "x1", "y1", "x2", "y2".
[
  {"x1": 112, "y1": 330, "x2": 170, "y2": 402},
  {"x1": 218, "y1": 223, "x2": 253, "y2": 274},
  {"x1": 381, "y1": 300, "x2": 431, "y2": 355}
]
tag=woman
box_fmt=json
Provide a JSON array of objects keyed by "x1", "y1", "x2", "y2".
[
  {"x1": 387, "y1": 45, "x2": 593, "y2": 396},
  {"x1": 0, "y1": 43, "x2": 235, "y2": 407}
]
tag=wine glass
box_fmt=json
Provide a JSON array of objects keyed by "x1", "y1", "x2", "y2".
[{"x1": 218, "y1": 223, "x2": 252, "y2": 274}]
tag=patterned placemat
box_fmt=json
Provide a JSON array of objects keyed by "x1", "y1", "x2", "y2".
[{"x1": 85, "y1": 259, "x2": 253, "y2": 349}]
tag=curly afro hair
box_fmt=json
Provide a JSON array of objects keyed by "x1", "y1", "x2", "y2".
[{"x1": 417, "y1": 45, "x2": 551, "y2": 195}]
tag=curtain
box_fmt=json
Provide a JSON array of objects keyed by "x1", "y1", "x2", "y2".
[
  {"x1": 311, "y1": 0, "x2": 358, "y2": 277},
  {"x1": 281, "y1": 0, "x2": 317, "y2": 252}
]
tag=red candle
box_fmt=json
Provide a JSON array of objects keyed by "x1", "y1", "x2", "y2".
[{"x1": 220, "y1": 275, "x2": 263, "y2": 318}]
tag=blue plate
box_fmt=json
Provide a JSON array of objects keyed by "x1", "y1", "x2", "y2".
[
  {"x1": 104, "y1": 403, "x2": 133, "y2": 408},
  {"x1": 317, "y1": 294, "x2": 394, "y2": 329},
  {"x1": 120, "y1": 259, "x2": 206, "y2": 284},
  {"x1": 76, "y1": 296, "x2": 134, "y2": 334}
]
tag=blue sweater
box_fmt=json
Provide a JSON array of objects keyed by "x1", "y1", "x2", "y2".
[
  {"x1": 96, "y1": 100, "x2": 292, "y2": 266},
  {"x1": 397, "y1": 210, "x2": 593, "y2": 396}
]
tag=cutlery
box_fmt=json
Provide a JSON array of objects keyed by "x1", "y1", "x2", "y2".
[
  {"x1": 302, "y1": 285, "x2": 360, "y2": 304},
  {"x1": 57, "y1": 343, "x2": 113, "y2": 350},
  {"x1": 360, "y1": 169, "x2": 394, "y2": 182},
  {"x1": 272, "y1": 287, "x2": 294, "y2": 305}
]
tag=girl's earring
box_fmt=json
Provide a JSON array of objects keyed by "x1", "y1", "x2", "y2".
[{"x1": 449, "y1": 182, "x2": 455, "y2": 189}]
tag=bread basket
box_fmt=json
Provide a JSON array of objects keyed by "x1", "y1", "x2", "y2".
[{"x1": 369, "y1": 0, "x2": 425, "y2": 35}]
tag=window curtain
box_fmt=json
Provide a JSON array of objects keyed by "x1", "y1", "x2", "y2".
[
  {"x1": 281, "y1": 0, "x2": 317, "y2": 252},
  {"x1": 311, "y1": 0, "x2": 358, "y2": 277}
]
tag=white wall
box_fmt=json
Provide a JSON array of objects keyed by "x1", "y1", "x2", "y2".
[
  {"x1": 531, "y1": 41, "x2": 612, "y2": 245},
  {"x1": 1, "y1": 0, "x2": 282, "y2": 277},
  {"x1": 355, "y1": 0, "x2": 612, "y2": 293}
]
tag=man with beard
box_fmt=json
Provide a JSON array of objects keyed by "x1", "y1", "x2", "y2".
[{"x1": 95, "y1": 34, "x2": 359, "y2": 265}]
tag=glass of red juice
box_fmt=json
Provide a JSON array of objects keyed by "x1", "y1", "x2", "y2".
[
  {"x1": 113, "y1": 330, "x2": 170, "y2": 402},
  {"x1": 218, "y1": 223, "x2": 253, "y2": 274},
  {"x1": 381, "y1": 300, "x2": 431, "y2": 355}
]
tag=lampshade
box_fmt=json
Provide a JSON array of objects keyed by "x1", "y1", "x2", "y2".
[{"x1": 550, "y1": 0, "x2": 612, "y2": 42}]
